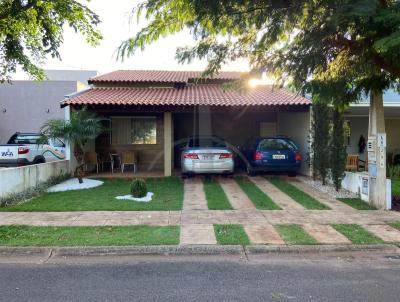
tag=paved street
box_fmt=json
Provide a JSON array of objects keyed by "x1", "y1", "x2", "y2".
[{"x1": 0, "y1": 252, "x2": 400, "y2": 302}]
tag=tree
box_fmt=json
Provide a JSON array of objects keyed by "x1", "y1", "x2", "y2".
[
  {"x1": 330, "y1": 108, "x2": 347, "y2": 191},
  {"x1": 310, "y1": 99, "x2": 330, "y2": 185},
  {"x1": 40, "y1": 110, "x2": 105, "y2": 183},
  {"x1": 0, "y1": 0, "x2": 102, "y2": 82},
  {"x1": 119, "y1": 0, "x2": 400, "y2": 208}
]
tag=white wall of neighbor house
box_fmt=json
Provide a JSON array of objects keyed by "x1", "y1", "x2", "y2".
[
  {"x1": 0, "y1": 81, "x2": 79, "y2": 143},
  {"x1": 277, "y1": 110, "x2": 311, "y2": 176},
  {"x1": 0, "y1": 160, "x2": 70, "y2": 199}
]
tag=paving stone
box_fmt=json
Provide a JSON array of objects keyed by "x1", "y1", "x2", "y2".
[
  {"x1": 302, "y1": 224, "x2": 351, "y2": 244},
  {"x1": 183, "y1": 178, "x2": 208, "y2": 210},
  {"x1": 180, "y1": 224, "x2": 217, "y2": 245},
  {"x1": 244, "y1": 224, "x2": 285, "y2": 245},
  {"x1": 218, "y1": 178, "x2": 255, "y2": 209},
  {"x1": 251, "y1": 177, "x2": 304, "y2": 210},
  {"x1": 362, "y1": 224, "x2": 400, "y2": 242}
]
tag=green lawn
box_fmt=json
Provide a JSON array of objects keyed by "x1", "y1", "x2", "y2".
[
  {"x1": 0, "y1": 177, "x2": 183, "y2": 212},
  {"x1": 337, "y1": 198, "x2": 377, "y2": 210},
  {"x1": 268, "y1": 178, "x2": 330, "y2": 210},
  {"x1": 214, "y1": 224, "x2": 250, "y2": 245},
  {"x1": 0, "y1": 225, "x2": 179, "y2": 246},
  {"x1": 393, "y1": 179, "x2": 400, "y2": 197},
  {"x1": 203, "y1": 178, "x2": 233, "y2": 210},
  {"x1": 235, "y1": 176, "x2": 281, "y2": 210},
  {"x1": 331, "y1": 224, "x2": 384, "y2": 244},
  {"x1": 275, "y1": 224, "x2": 318, "y2": 245}
]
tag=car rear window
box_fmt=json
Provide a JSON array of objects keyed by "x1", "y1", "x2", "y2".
[
  {"x1": 8, "y1": 135, "x2": 41, "y2": 144},
  {"x1": 188, "y1": 138, "x2": 227, "y2": 148},
  {"x1": 258, "y1": 139, "x2": 296, "y2": 151}
]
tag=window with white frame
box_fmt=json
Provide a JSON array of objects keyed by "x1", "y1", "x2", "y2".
[{"x1": 111, "y1": 117, "x2": 157, "y2": 145}]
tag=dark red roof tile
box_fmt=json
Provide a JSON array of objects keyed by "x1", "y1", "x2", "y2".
[
  {"x1": 88, "y1": 70, "x2": 244, "y2": 84},
  {"x1": 63, "y1": 84, "x2": 310, "y2": 107}
]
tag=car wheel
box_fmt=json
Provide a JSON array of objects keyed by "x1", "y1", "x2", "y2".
[{"x1": 246, "y1": 165, "x2": 256, "y2": 176}]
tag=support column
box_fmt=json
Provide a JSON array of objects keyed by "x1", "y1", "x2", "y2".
[
  {"x1": 368, "y1": 90, "x2": 387, "y2": 209},
  {"x1": 164, "y1": 112, "x2": 172, "y2": 177}
]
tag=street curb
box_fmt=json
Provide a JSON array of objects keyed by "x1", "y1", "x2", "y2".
[
  {"x1": 245, "y1": 244, "x2": 399, "y2": 254},
  {"x1": 0, "y1": 244, "x2": 398, "y2": 258}
]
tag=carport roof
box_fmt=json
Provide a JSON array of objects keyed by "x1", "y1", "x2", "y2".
[{"x1": 62, "y1": 85, "x2": 310, "y2": 107}]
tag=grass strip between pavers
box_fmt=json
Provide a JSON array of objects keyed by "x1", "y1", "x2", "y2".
[
  {"x1": 0, "y1": 177, "x2": 184, "y2": 212},
  {"x1": 268, "y1": 178, "x2": 330, "y2": 210},
  {"x1": 389, "y1": 222, "x2": 400, "y2": 231},
  {"x1": 203, "y1": 178, "x2": 233, "y2": 210},
  {"x1": 235, "y1": 176, "x2": 281, "y2": 210},
  {"x1": 331, "y1": 224, "x2": 384, "y2": 244},
  {"x1": 275, "y1": 224, "x2": 318, "y2": 245},
  {"x1": 337, "y1": 198, "x2": 377, "y2": 210},
  {"x1": 214, "y1": 224, "x2": 250, "y2": 245},
  {"x1": 0, "y1": 225, "x2": 180, "y2": 246}
]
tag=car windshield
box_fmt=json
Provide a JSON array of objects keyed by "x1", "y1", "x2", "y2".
[
  {"x1": 188, "y1": 138, "x2": 227, "y2": 148},
  {"x1": 259, "y1": 138, "x2": 296, "y2": 151}
]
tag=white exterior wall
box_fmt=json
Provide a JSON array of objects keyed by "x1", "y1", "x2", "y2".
[
  {"x1": 0, "y1": 160, "x2": 70, "y2": 198},
  {"x1": 0, "y1": 81, "x2": 78, "y2": 143},
  {"x1": 341, "y1": 171, "x2": 392, "y2": 209},
  {"x1": 277, "y1": 110, "x2": 311, "y2": 176}
]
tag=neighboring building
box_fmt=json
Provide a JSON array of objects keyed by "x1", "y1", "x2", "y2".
[
  {"x1": 61, "y1": 70, "x2": 311, "y2": 176},
  {"x1": 344, "y1": 92, "x2": 400, "y2": 165},
  {"x1": 0, "y1": 70, "x2": 97, "y2": 143}
]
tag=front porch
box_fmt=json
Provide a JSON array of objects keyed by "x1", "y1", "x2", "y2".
[{"x1": 81, "y1": 104, "x2": 311, "y2": 177}]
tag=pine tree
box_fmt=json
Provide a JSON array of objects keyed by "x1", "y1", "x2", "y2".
[
  {"x1": 330, "y1": 108, "x2": 347, "y2": 191},
  {"x1": 310, "y1": 99, "x2": 330, "y2": 185}
]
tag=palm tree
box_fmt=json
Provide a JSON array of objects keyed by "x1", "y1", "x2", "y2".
[{"x1": 41, "y1": 109, "x2": 105, "y2": 183}]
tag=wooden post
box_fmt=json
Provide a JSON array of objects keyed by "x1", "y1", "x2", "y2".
[{"x1": 164, "y1": 112, "x2": 172, "y2": 177}]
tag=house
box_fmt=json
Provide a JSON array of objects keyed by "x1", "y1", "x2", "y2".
[
  {"x1": 0, "y1": 70, "x2": 97, "y2": 143},
  {"x1": 61, "y1": 70, "x2": 311, "y2": 176},
  {"x1": 344, "y1": 92, "x2": 400, "y2": 165}
]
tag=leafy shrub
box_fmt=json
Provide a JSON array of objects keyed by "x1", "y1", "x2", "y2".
[
  {"x1": 130, "y1": 178, "x2": 147, "y2": 198},
  {"x1": 389, "y1": 165, "x2": 400, "y2": 180}
]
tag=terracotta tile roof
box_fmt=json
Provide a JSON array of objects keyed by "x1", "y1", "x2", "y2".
[
  {"x1": 88, "y1": 70, "x2": 244, "y2": 84},
  {"x1": 62, "y1": 84, "x2": 310, "y2": 107}
]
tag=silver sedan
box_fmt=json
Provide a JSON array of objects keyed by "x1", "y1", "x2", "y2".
[{"x1": 181, "y1": 136, "x2": 234, "y2": 175}]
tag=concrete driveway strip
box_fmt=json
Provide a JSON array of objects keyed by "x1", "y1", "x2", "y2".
[
  {"x1": 302, "y1": 224, "x2": 351, "y2": 244},
  {"x1": 251, "y1": 176, "x2": 305, "y2": 210},
  {"x1": 183, "y1": 178, "x2": 208, "y2": 210},
  {"x1": 218, "y1": 178, "x2": 255, "y2": 209},
  {"x1": 180, "y1": 224, "x2": 217, "y2": 245},
  {"x1": 244, "y1": 224, "x2": 285, "y2": 245}
]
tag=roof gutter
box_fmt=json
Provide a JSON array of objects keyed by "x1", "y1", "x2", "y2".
[{"x1": 59, "y1": 88, "x2": 92, "y2": 108}]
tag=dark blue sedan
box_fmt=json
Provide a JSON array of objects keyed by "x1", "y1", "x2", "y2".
[{"x1": 241, "y1": 136, "x2": 302, "y2": 176}]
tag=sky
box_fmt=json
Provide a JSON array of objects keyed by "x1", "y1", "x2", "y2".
[{"x1": 16, "y1": 0, "x2": 249, "y2": 79}]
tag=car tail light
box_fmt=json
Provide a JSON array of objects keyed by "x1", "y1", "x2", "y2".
[
  {"x1": 295, "y1": 151, "x2": 302, "y2": 161},
  {"x1": 183, "y1": 152, "x2": 199, "y2": 160},
  {"x1": 18, "y1": 147, "x2": 29, "y2": 155},
  {"x1": 219, "y1": 153, "x2": 233, "y2": 159},
  {"x1": 254, "y1": 151, "x2": 263, "y2": 161}
]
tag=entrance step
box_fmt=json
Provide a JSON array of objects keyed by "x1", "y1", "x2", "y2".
[
  {"x1": 180, "y1": 224, "x2": 217, "y2": 245},
  {"x1": 302, "y1": 224, "x2": 351, "y2": 244},
  {"x1": 218, "y1": 178, "x2": 255, "y2": 210},
  {"x1": 183, "y1": 178, "x2": 208, "y2": 210},
  {"x1": 244, "y1": 224, "x2": 285, "y2": 245}
]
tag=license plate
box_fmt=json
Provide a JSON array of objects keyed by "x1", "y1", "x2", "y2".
[
  {"x1": 202, "y1": 154, "x2": 214, "y2": 160},
  {"x1": 272, "y1": 154, "x2": 286, "y2": 159}
]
